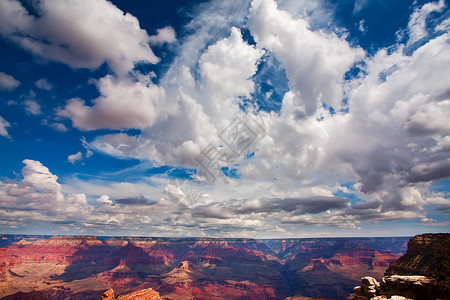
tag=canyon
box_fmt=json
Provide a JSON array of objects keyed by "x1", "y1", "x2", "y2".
[{"x1": 0, "y1": 235, "x2": 409, "y2": 299}]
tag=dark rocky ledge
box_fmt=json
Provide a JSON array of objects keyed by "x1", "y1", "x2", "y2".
[{"x1": 354, "y1": 233, "x2": 450, "y2": 300}]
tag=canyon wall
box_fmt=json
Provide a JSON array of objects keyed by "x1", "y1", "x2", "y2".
[{"x1": 0, "y1": 235, "x2": 409, "y2": 299}]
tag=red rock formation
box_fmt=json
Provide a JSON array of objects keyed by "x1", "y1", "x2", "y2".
[
  {"x1": 101, "y1": 288, "x2": 115, "y2": 300},
  {"x1": 0, "y1": 235, "x2": 409, "y2": 299}
]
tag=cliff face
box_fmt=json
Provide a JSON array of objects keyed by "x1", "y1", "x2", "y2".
[
  {"x1": 355, "y1": 233, "x2": 450, "y2": 300},
  {"x1": 385, "y1": 233, "x2": 450, "y2": 281}
]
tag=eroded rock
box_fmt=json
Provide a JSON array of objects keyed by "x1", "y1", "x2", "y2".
[
  {"x1": 354, "y1": 275, "x2": 445, "y2": 300},
  {"x1": 101, "y1": 288, "x2": 162, "y2": 300}
]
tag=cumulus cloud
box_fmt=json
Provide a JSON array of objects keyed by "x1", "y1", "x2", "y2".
[
  {"x1": 22, "y1": 159, "x2": 63, "y2": 196},
  {"x1": 336, "y1": 33, "x2": 450, "y2": 195},
  {"x1": 0, "y1": 72, "x2": 20, "y2": 90},
  {"x1": 58, "y1": 74, "x2": 165, "y2": 130},
  {"x1": 0, "y1": 0, "x2": 159, "y2": 76},
  {"x1": 90, "y1": 27, "x2": 264, "y2": 166},
  {"x1": 248, "y1": 0, "x2": 364, "y2": 116},
  {"x1": 198, "y1": 27, "x2": 264, "y2": 125},
  {"x1": 2, "y1": 0, "x2": 449, "y2": 236},
  {"x1": 0, "y1": 116, "x2": 11, "y2": 138},
  {"x1": 83, "y1": 0, "x2": 449, "y2": 234},
  {"x1": 0, "y1": 160, "x2": 97, "y2": 227},
  {"x1": 97, "y1": 195, "x2": 113, "y2": 206},
  {"x1": 0, "y1": 0, "x2": 175, "y2": 132},
  {"x1": 0, "y1": 160, "x2": 172, "y2": 233}
]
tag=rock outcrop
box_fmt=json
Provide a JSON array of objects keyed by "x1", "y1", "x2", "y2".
[
  {"x1": 354, "y1": 233, "x2": 450, "y2": 300},
  {"x1": 385, "y1": 233, "x2": 450, "y2": 280},
  {"x1": 354, "y1": 276, "x2": 380, "y2": 299},
  {"x1": 101, "y1": 288, "x2": 162, "y2": 300},
  {"x1": 101, "y1": 288, "x2": 115, "y2": 299},
  {"x1": 354, "y1": 275, "x2": 444, "y2": 300}
]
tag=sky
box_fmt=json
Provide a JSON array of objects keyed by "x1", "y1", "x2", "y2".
[{"x1": 0, "y1": 0, "x2": 449, "y2": 238}]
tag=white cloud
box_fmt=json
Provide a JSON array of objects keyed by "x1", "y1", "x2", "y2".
[
  {"x1": 399, "y1": 186, "x2": 425, "y2": 207},
  {"x1": 35, "y1": 78, "x2": 52, "y2": 91},
  {"x1": 0, "y1": 0, "x2": 159, "y2": 76},
  {"x1": 407, "y1": 0, "x2": 446, "y2": 46},
  {"x1": 342, "y1": 33, "x2": 450, "y2": 189},
  {"x1": 67, "y1": 152, "x2": 82, "y2": 164},
  {"x1": 90, "y1": 27, "x2": 263, "y2": 166},
  {"x1": 2, "y1": 0, "x2": 449, "y2": 236},
  {"x1": 225, "y1": 0, "x2": 449, "y2": 223},
  {"x1": 0, "y1": 160, "x2": 169, "y2": 233},
  {"x1": 0, "y1": 72, "x2": 20, "y2": 90},
  {"x1": 275, "y1": 0, "x2": 334, "y2": 30},
  {"x1": 0, "y1": 0, "x2": 176, "y2": 132},
  {"x1": 21, "y1": 159, "x2": 63, "y2": 196},
  {"x1": 198, "y1": 27, "x2": 264, "y2": 126},
  {"x1": 431, "y1": 135, "x2": 450, "y2": 153},
  {"x1": 89, "y1": 93, "x2": 211, "y2": 167},
  {"x1": 0, "y1": 160, "x2": 96, "y2": 225},
  {"x1": 0, "y1": 116, "x2": 11, "y2": 138},
  {"x1": 248, "y1": 0, "x2": 364, "y2": 117},
  {"x1": 435, "y1": 17, "x2": 450, "y2": 32},
  {"x1": 58, "y1": 74, "x2": 165, "y2": 130},
  {"x1": 6, "y1": 91, "x2": 42, "y2": 115},
  {"x1": 87, "y1": 0, "x2": 449, "y2": 226},
  {"x1": 149, "y1": 26, "x2": 176, "y2": 45},
  {"x1": 97, "y1": 195, "x2": 113, "y2": 206},
  {"x1": 89, "y1": 0, "x2": 450, "y2": 234},
  {"x1": 78, "y1": 0, "x2": 262, "y2": 169}
]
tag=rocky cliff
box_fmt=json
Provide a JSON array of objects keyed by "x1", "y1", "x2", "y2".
[
  {"x1": 385, "y1": 233, "x2": 450, "y2": 280},
  {"x1": 354, "y1": 233, "x2": 450, "y2": 300}
]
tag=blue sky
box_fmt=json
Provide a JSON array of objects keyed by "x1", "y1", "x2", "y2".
[{"x1": 0, "y1": 0, "x2": 449, "y2": 238}]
